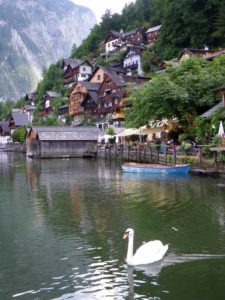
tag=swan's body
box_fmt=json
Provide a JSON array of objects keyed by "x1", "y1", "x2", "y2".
[{"x1": 123, "y1": 228, "x2": 168, "y2": 266}]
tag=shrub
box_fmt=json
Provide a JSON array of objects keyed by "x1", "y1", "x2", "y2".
[{"x1": 11, "y1": 126, "x2": 27, "y2": 143}]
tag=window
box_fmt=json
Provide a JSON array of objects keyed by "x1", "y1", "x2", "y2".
[
  {"x1": 97, "y1": 75, "x2": 101, "y2": 80},
  {"x1": 83, "y1": 67, "x2": 86, "y2": 71}
]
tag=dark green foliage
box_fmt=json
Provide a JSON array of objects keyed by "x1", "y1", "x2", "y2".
[
  {"x1": 35, "y1": 61, "x2": 65, "y2": 105},
  {"x1": 213, "y1": 1, "x2": 225, "y2": 46},
  {"x1": 72, "y1": 0, "x2": 223, "y2": 61},
  {"x1": 11, "y1": 126, "x2": 27, "y2": 143},
  {"x1": 155, "y1": 0, "x2": 221, "y2": 59},
  {"x1": 125, "y1": 56, "x2": 225, "y2": 129},
  {"x1": 0, "y1": 98, "x2": 25, "y2": 120},
  {"x1": 141, "y1": 50, "x2": 160, "y2": 73}
]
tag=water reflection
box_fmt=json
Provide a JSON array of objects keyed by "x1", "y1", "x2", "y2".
[{"x1": 1, "y1": 154, "x2": 225, "y2": 300}]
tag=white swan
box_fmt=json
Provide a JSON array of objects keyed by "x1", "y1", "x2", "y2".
[{"x1": 123, "y1": 228, "x2": 168, "y2": 266}]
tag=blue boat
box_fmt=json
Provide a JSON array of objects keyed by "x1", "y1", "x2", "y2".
[{"x1": 122, "y1": 163, "x2": 190, "y2": 174}]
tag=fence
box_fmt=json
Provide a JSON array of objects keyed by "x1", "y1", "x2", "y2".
[{"x1": 98, "y1": 143, "x2": 225, "y2": 170}]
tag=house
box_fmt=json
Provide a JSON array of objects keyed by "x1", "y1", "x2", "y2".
[
  {"x1": 40, "y1": 91, "x2": 61, "y2": 117},
  {"x1": 9, "y1": 109, "x2": 30, "y2": 129},
  {"x1": 68, "y1": 81, "x2": 101, "y2": 125},
  {"x1": 0, "y1": 121, "x2": 10, "y2": 136},
  {"x1": 104, "y1": 31, "x2": 124, "y2": 54},
  {"x1": 24, "y1": 92, "x2": 36, "y2": 105},
  {"x1": 123, "y1": 46, "x2": 144, "y2": 76},
  {"x1": 58, "y1": 104, "x2": 69, "y2": 123},
  {"x1": 159, "y1": 47, "x2": 225, "y2": 72},
  {"x1": 91, "y1": 66, "x2": 149, "y2": 127},
  {"x1": 146, "y1": 25, "x2": 161, "y2": 46},
  {"x1": 123, "y1": 28, "x2": 146, "y2": 46},
  {"x1": 178, "y1": 47, "x2": 225, "y2": 62},
  {"x1": 23, "y1": 104, "x2": 36, "y2": 124},
  {"x1": 26, "y1": 126, "x2": 100, "y2": 158},
  {"x1": 80, "y1": 83, "x2": 101, "y2": 122},
  {"x1": 62, "y1": 58, "x2": 93, "y2": 86},
  {"x1": 0, "y1": 121, "x2": 10, "y2": 146},
  {"x1": 104, "y1": 28, "x2": 146, "y2": 55}
]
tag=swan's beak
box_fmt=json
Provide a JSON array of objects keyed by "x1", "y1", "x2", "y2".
[{"x1": 123, "y1": 232, "x2": 128, "y2": 239}]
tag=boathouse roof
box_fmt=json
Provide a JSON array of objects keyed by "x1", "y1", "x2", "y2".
[
  {"x1": 201, "y1": 101, "x2": 224, "y2": 119},
  {"x1": 29, "y1": 126, "x2": 100, "y2": 141}
]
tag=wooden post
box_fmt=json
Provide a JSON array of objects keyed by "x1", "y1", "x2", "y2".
[
  {"x1": 157, "y1": 146, "x2": 160, "y2": 164},
  {"x1": 198, "y1": 146, "x2": 202, "y2": 163},
  {"x1": 109, "y1": 145, "x2": 111, "y2": 160},
  {"x1": 173, "y1": 143, "x2": 177, "y2": 166},
  {"x1": 165, "y1": 146, "x2": 167, "y2": 165},
  {"x1": 213, "y1": 151, "x2": 218, "y2": 170},
  {"x1": 143, "y1": 145, "x2": 146, "y2": 163},
  {"x1": 150, "y1": 146, "x2": 152, "y2": 163}
]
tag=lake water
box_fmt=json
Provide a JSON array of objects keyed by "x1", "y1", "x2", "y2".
[{"x1": 0, "y1": 152, "x2": 225, "y2": 300}]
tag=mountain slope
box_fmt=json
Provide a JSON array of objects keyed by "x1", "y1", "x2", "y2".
[{"x1": 0, "y1": 0, "x2": 96, "y2": 101}]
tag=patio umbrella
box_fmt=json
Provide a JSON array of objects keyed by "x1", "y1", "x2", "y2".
[{"x1": 218, "y1": 121, "x2": 225, "y2": 137}]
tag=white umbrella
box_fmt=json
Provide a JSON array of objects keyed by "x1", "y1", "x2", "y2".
[{"x1": 218, "y1": 121, "x2": 225, "y2": 137}]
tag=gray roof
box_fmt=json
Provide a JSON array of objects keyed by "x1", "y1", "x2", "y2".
[
  {"x1": 146, "y1": 25, "x2": 162, "y2": 33},
  {"x1": 123, "y1": 28, "x2": 142, "y2": 37},
  {"x1": 24, "y1": 105, "x2": 36, "y2": 111},
  {"x1": 63, "y1": 59, "x2": 92, "y2": 69},
  {"x1": 46, "y1": 91, "x2": 61, "y2": 98},
  {"x1": 82, "y1": 81, "x2": 101, "y2": 91},
  {"x1": 201, "y1": 101, "x2": 224, "y2": 118},
  {"x1": 101, "y1": 66, "x2": 127, "y2": 87},
  {"x1": 0, "y1": 121, "x2": 10, "y2": 133},
  {"x1": 37, "y1": 131, "x2": 98, "y2": 141},
  {"x1": 31, "y1": 126, "x2": 100, "y2": 141},
  {"x1": 12, "y1": 112, "x2": 29, "y2": 126},
  {"x1": 31, "y1": 126, "x2": 100, "y2": 132}
]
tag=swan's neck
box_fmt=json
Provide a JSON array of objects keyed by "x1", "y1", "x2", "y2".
[{"x1": 127, "y1": 235, "x2": 134, "y2": 263}]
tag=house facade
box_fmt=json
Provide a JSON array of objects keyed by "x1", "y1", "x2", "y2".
[
  {"x1": 104, "y1": 28, "x2": 146, "y2": 55},
  {"x1": 68, "y1": 81, "x2": 101, "y2": 124},
  {"x1": 146, "y1": 25, "x2": 161, "y2": 46},
  {"x1": 123, "y1": 47, "x2": 144, "y2": 75},
  {"x1": 26, "y1": 126, "x2": 100, "y2": 158},
  {"x1": 40, "y1": 91, "x2": 61, "y2": 117},
  {"x1": 62, "y1": 59, "x2": 93, "y2": 86}
]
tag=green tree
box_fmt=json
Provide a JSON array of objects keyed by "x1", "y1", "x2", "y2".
[
  {"x1": 141, "y1": 50, "x2": 160, "y2": 73},
  {"x1": 11, "y1": 126, "x2": 27, "y2": 143},
  {"x1": 125, "y1": 56, "x2": 225, "y2": 129}
]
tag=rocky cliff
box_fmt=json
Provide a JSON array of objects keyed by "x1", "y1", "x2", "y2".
[{"x1": 0, "y1": 0, "x2": 96, "y2": 101}]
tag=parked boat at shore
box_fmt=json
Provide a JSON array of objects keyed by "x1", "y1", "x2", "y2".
[{"x1": 122, "y1": 162, "x2": 190, "y2": 174}]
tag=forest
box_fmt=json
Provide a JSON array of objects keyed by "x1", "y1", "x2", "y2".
[{"x1": 71, "y1": 0, "x2": 224, "y2": 60}]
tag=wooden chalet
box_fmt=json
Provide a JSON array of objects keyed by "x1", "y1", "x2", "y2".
[
  {"x1": 26, "y1": 126, "x2": 100, "y2": 158},
  {"x1": 104, "y1": 31, "x2": 124, "y2": 54},
  {"x1": 104, "y1": 28, "x2": 146, "y2": 55},
  {"x1": 91, "y1": 66, "x2": 149, "y2": 127},
  {"x1": 40, "y1": 91, "x2": 61, "y2": 117},
  {"x1": 62, "y1": 58, "x2": 93, "y2": 86},
  {"x1": 123, "y1": 28, "x2": 146, "y2": 46},
  {"x1": 178, "y1": 48, "x2": 225, "y2": 62},
  {"x1": 146, "y1": 25, "x2": 161, "y2": 46},
  {"x1": 68, "y1": 81, "x2": 101, "y2": 126},
  {"x1": 80, "y1": 83, "x2": 101, "y2": 121}
]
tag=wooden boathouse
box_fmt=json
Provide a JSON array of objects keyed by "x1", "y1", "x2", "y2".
[{"x1": 26, "y1": 126, "x2": 100, "y2": 158}]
